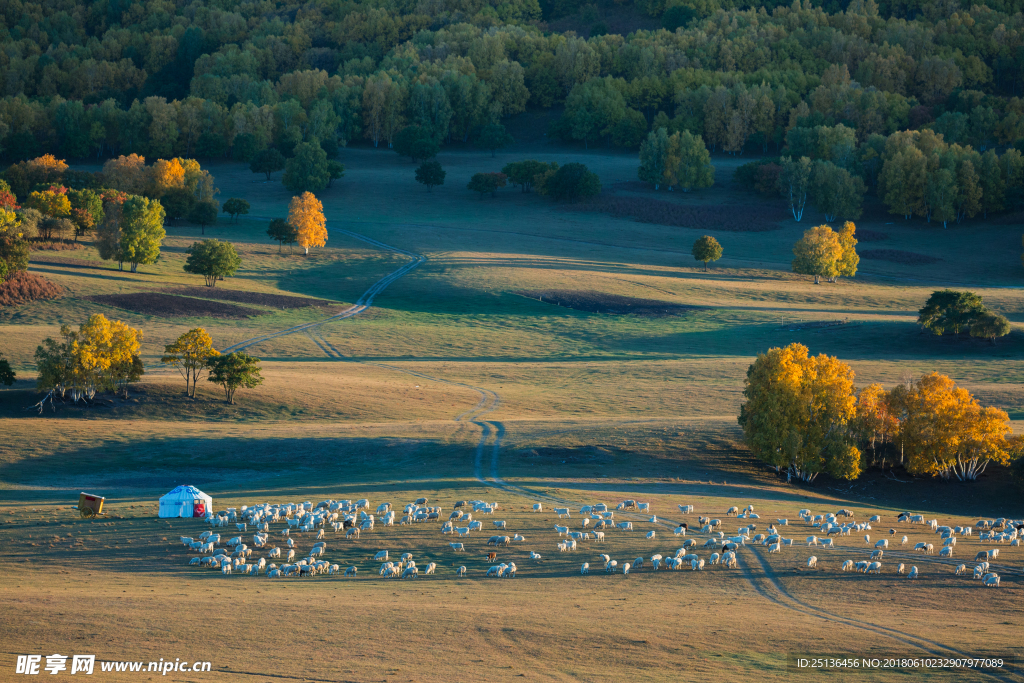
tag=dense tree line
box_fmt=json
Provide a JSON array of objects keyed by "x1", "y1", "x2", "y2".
[{"x1": 2, "y1": 0, "x2": 1024, "y2": 164}]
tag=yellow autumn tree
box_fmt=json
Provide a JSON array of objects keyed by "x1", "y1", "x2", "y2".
[
  {"x1": 792, "y1": 224, "x2": 844, "y2": 285},
  {"x1": 738, "y1": 343, "x2": 861, "y2": 482},
  {"x1": 150, "y1": 158, "x2": 186, "y2": 197},
  {"x1": 853, "y1": 383, "x2": 898, "y2": 467},
  {"x1": 27, "y1": 189, "x2": 71, "y2": 218},
  {"x1": 288, "y1": 191, "x2": 327, "y2": 256},
  {"x1": 36, "y1": 314, "x2": 144, "y2": 402},
  {"x1": 24, "y1": 154, "x2": 69, "y2": 184},
  {"x1": 900, "y1": 372, "x2": 1012, "y2": 480},
  {"x1": 161, "y1": 328, "x2": 219, "y2": 398}
]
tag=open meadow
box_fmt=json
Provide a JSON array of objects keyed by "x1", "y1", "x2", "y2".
[{"x1": 1, "y1": 141, "x2": 1023, "y2": 682}]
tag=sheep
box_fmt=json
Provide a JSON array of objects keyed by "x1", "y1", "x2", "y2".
[
  {"x1": 807, "y1": 536, "x2": 819, "y2": 546},
  {"x1": 605, "y1": 560, "x2": 618, "y2": 573},
  {"x1": 452, "y1": 565, "x2": 466, "y2": 577},
  {"x1": 554, "y1": 508, "x2": 571, "y2": 518},
  {"x1": 722, "y1": 551, "x2": 737, "y2": 568},
  {"x1": 455, "y1": 527, "x2": 470, "y2": 537},
  {"x1": 188, "y1": 557, "x2": 201, "y2": 566},
  {"x1": 901, "y1": 535, "x2": 908, "y2": 546},
  {"x1": 593, "y1": 531, "x2": 605, "y2": 542},
  {"x1": 581, "y1": 562, "x2": 589, "y2": 574},
  {"x1": 674, "y1": 526, "x2": 687, "y2": 537},
  {"x1": 622, "y1": 562, "x2": 631, "y2": 576},
  {"x1": 286, "y1": 549, "x2": 296, "y2": 562},
  {"x1": 870, "y1": 549, "x2": 883, "y2": 560},
  {"x1": 821, "y1": 538, "x2": 834, "y2": 549},
  {"x1": 939, "y1": 547, "x2": 953, "y2": 558},
  {"x1": 345, "y1": 527, "x2": 360, "y2": 539},
  {"x1": 221, "y1": 564, "x2": 232, "y2": 575},
  {"x1": 688, "y1": 558, "x2": 703, "y2": 571},
  {"x1": 925, "y1": 543, "x2": 934, "y2": 554},
  {"x1": 425, "y1": 562, "x2": 436, "y2": 575},
  {"x1": 875, "y1": 539, "x2": 888, "y2": 549},
  {"x1": 617, "y1": 522, "x2": 633, "y2": 531},
  {"x1": 727, "y1": 506, "x2": 739, "y2": 514},
  {"x1": 494, "y1": 520, "x2": 507, "y2": 529},
  {"x1": 807, "y1": 556, "x2": 818, "y2": 569},
  {"x1": 374, "y1": 550, "x2": 389, "y2": 561},
  {"x1": 678, "y1": 505, "x2": 694, "y2": 514},
  {"x1": 984, "y1": 574, "x2": 1000, "y2": 588},
  {"x1": 907, "y1": 566, "x2": 918, "y2": 579},
  {"x1": 449, "y1": 542, "x2": 465, "y2": 552},
  {"x1": 646, "y1": 530, "x2": 656, "y2": 540},
  {"x1": 530, "y1": 551, "x2": 541, "y2": 560},
  {"x1": 841, "y1": 560, "x2": 854, "y2": 571},
  {"x1": 554, "y1": 525, "x2": 569, "y2": 536},
  {"x1": 954, "y1": 564, "x2": 966, "y2": 576},
  {"x1": 401, "y1": 566, "x2": 419, "y2": 579}
]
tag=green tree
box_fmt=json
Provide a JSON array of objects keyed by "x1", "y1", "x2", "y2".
[
  {"x1": 394, "y1": 125, "x2": 439, "y2": 162},
  {"x1": 0, "y1": 352, "x2": 14, "y2": 386},
  {"x1": 183, "y1": 239, "x2": 241, "y2": 286},
  {"x1": 925, "y1": 167, "x2": 956, "y2": 228},
  {"x1": 778, "y1": 156, "x2": 812, "y2": 221},
  {"x1": 475, "y1": 123, "x2": 514, "y2": 157},
  {"x1": 544, "y1": 163, "x2": 601, "y2": 202},
  {"x1": 207, "y1": 351, "x2": 264, "y2": 404},
  {"x1": 611, "y1": 109, "x2": 649, "y2": 148},
  {"x1": 467, "y1": 172, "x2": 507, "y2": 198},
  {"x1": 792, "y1": 224, "x2": 843, "y2": 284},
  {"x1": 672, "y1": 131, "x2": 715, "y2": 192},
  {"x1": 188, "y1": 200, "x2": 219, "y2": 235},
  {"x1": 161, "y1": 328, "x2": 219, "y2": 398},
  {"x1": 267, "y1": 218, "x2": 298, "y2": 252},
  {"x1": 638, "y1": 128, "x2": 671, "y2": 189},
  {"x1": 250, "y1": 148, "x2": 286, "y2": 180},
  {"x1": 67, "y1": 189, "x2": 103, "y2": 241},
  {"x1": 970, "y1": 313, "x2": 1011, "y2": 344},
  {"x1": 326, "y1": 161, "x2": 345, "y2": 188},
  {"x1": 692, "y1": 235, "x2": 723, "y2": 271},
  {"x1": 503, "y1": 160, "x2": 556, "y2": 193},
  {"x1": 283, "y1": 142, "x2": 330, "y2": 193},
  {"x1": 415, "y1": 161, "x2": 445, "y2": 192},
  {"x1": 120, "y1": 196, "x2": 166, "y2": 273},
  {"x1": 918, "y1": 289, "x2": 987, "y2": 335},
  {"x1": 564, "y1": 77, "x2": 626, "y2": 148},
  {"x1": 810, "y1": 161, "x2": 865, "y2": 221},
  {"x1": 232, "y1": 133, "x2": 261, "y2": 163},
  {"x1": 222, "y1": 198, "x2": 250, "y2": 222},
  {"x1": 161, "y1": 188, "x2": 196, "y2": 221}
]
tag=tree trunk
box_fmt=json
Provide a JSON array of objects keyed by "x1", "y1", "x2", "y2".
[{"x1": 704, "y1": 261, "x2": 708, "y2": 272}]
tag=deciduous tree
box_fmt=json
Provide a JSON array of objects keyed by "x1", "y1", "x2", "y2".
[
  {"x1": 970, "y1": 313, "x2": 1011, "y2": 344},
  {"x1": 267, "y1": 218, "x2": 298, "y2": 252},
  {"x1": 288, "y1": 192, "x2": 327, "y2": 256},
  {"x1": 251, "y1": 148, "x2": 286, "y2": 181},
  {"x1": 207, "y1": 351, "x2": 263, "y2": 404},
  {"x1": 222, "y1": 198, "x2": 250, "y2": 222},
  {"x1": 283, "y1": 142, "x2": 330, "y2": 193},
  {"x1": 0, "y1": 352, "x2": 14, "y2": 386},
  {"x1": 161, "y1": 328, "x2": 219, "y2": 397},
  {"x1": 544, "y1": 163, "x2": 600, "y2": 202},
  {"x1": 778, "y1": 156, "x2": 811, "y2": 221},
  {"x1": 415, "y1": 161, "x2": 445, "y2": 192},
  {"x1": 792, "y1": 224, "x2": 843, "y2": 284},
  {"x1": 467, "y1": 172, "x2": 507, "y2": 198},
  {"x1": 475, "y1": 123, "x2": 514, "y2": 157},
  {"x1": 183, "y1": 239, "x2": 241, "y2": 286},
  {"x1": 691, "y1": 235, "x2": 722, "y2": 271},
  {"x1": 918, "y1": 289, "x2": 987, "y2": 335},
  {"x1": 120, "y1": 196, "x2": 166, "y2": 273},
  {"x1": 187, "y1": 200, "x2": 218, "y2": 235}
]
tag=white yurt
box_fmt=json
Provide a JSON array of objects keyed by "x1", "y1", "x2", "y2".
[{"x1": 158, "y1": 485, "x2": 213, "y2": 518}]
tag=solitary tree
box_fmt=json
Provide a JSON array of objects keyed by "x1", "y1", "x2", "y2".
[
  {"x1": 0, "y1": 352, "x2": 14, "y2": 386},
  {"x1": 792, "y1": 224, "x2": 843, "y2": 284},
  {"x1": 502, "y1": 160, "x2": 555, "y2": 192},
  {"x1": 326, "y1": 161, "x2": 345, "y2": 188},
  {"x1": 475, "y1": 123, "x2": 514, "y2": 157},
  {"x1": 692, "y1": 235, "x2": 723, "y2": 271},
  {"x1": 161, "y1": 328, "x2": 219, "y2": 397},
  {"x1": 544, "y1": 163, "x2": 601, "y2": 202},
  {"x1": 120, "y1": 195, "x2": 166, "y2": 273},
  {"x1": 207, "y1": 351, "x2": 264, "y2": 404},
  {"x1": 288, "y1": 192, "x2": 327, "y2": 256},
  {"x1": 188, "y1": 200, "x2": 218, "y2": 235},
  {"x1": 183, "y1": 239, "x2": 241, "y2": 286},
  {"x1": 222, "y1": 198, "x2": 250, "y2": 222},
  {"x1": 267, "y1": 218, "x2": 298, "y2": 252},
  {"x1": 283, "y1": 142, "x2": 330, "y2": 193},
  {"x1": 251, "y1": 148, "x2": 286, "y2": 180},
  {"x1": 467, "y1": 172, "x2": 507, "y2": 198},
  {"x1": 415, "y1": 161, "x2": 446, "y2": 192},
  {"x1": 919, "y1": 289, "x2": 987, "y2": 335},
  {"x1": 970, "y1": 313, "x2": 1011, "y2": 344}
]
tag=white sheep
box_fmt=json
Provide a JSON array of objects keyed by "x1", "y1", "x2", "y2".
[
  {"x1": 863, "y1": 534, "x2": 870, "y2": 544},
  {"x1": 984, "y1": 574, "x2": 1000, "y2": 588},
  {"x1": 841, "y1": 560, "x2": 854, "y2": 571},
  {"x1": 907, "y1": 566, "x2": 918, "y2": 579},
  {"x1": 768, "y1": 543, "x2": 781, "y2": 554},
  {"x1": 425, "y1": 563, "x2": 436, "y2": 575},
  {"x1": 807, "y1": 536, "x2": 819, "y2": 546},
  {"x1": 646, "y1": 530, "x2": 656, "y2": 540},
  {"x1": 555, "y1": 508, "x2": 570, "y2": 518},
  {"x1": 513, "y1": 534, "x2": 525, "y2": 542},
  {"x1": 530, "y1": 551, "x2": 541, "y2": 560},
  {"x1": 605, "y1": 560, "x2": 618, "y2": 573},
  {"x1": 494, "y1": 520, "x2": 507, "y2": 529},
  {"x1": 617, "y1": 521, "x2": 633, "y2": 531},
  {"x1": 901, "y1": 535, "x2": 908, "y2": 545},
  {"x1": 554, "y1": 525, "x2": 569, "y2": 536},
  {"x1": 593, "y1": 531, "x2": 605, "y2": 542},
  {"x1": 821, "y1": 538, "x2": 834, "y2": 549},
  {"x1": 678, "y1": 505, "x2": 694, "y2": 514},
  {"x1": 867, "y1": 561, "x2": 882, "y2": 574},
  {"x1": 874, "y1": 539, "x2": 888, "y2": 549},
  {"x1": 581, "y1": 562, "x2": 589, "y2": 574},
  {"x1": 456, "y1": 566, "x2": 467, "y2": 577},
  {"x1": 533, "y1": 503, "x2": 542, "y2": 512},
  {"x1": 939, "y1": 546, "x2": 953, "y2": 558},
  {"x1": 622, "y1": 562, "x2": 631, "y2": 575},
  {"x1": 807, "y1": 556, "x2": 817, "y2": 569},
  {"x1": 870, "y1": 549, "x2": 883, "y2": 560},
  {"x1": 727, "y1": 506, "x2": 739, "y2": 514},
  {"x1": 954, "y1": 564, "x2": 966, "y2": 576},
  {"x1": 674, "y1": 526, "x2": 686, "y2": 536}
]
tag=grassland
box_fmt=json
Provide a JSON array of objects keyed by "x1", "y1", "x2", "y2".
[{"x1": 0, "y1": 140, "x2": 1022, "y2": 682}]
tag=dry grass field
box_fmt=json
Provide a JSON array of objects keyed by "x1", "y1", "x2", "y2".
[{"x1": 1, "y1": 140, "x2": 1022, "y2": 682}]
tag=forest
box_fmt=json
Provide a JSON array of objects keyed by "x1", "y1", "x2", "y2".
[{"x1": 1, "y1": 0, "x2": 1023, "y2": 167}]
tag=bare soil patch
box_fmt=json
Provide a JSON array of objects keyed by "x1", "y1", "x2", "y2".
[
  {"x1": 566, "y1": 195, "x2": 786, "y2": 232},
  {"x1": 860, "y1": 249, "x2": 941, "y2": 265},
  {"x1": 518, "y1": 289, "x2": 694, "y2": 316},
  {"x1": 0, "y1": 272, "x2": 63, "y2": 307},
  {"x1": 87, "y1": 292, "x2": 261, "y2": 319},
  {"x1": 163, "y1": 286, "x2": 338, "y2": 309}
]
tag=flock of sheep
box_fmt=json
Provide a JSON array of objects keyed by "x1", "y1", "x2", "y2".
[{"x1": 174, "y1": 496, "x2": 1019, "y2": 589}]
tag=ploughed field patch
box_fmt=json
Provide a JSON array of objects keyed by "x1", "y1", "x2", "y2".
[
  {"x1": 860, "y1": 249, "x2": 942, "y2": 265},
  {"x1": 566, "y1": 195, "x2": 787, "y2": 232},
  {"x1": 518, "y1": 289, "x2": 693, "y2": 317},
  {"x1": 88, "y1": 292, "x2": 261, "y2": 319},
  {"x1": 0, "y1": 272, "x2": 63, "y2": 307},
  {"x1": 163, "y1": 286, "x2": 339, "y2": 310},
  {"x1": 854, "y1": 229, "x2": 888, "y2": 242}
]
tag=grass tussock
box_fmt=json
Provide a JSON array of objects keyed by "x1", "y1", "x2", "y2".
[{"x1": 0, "y1": 271, "x2": 63, "y2": 307}]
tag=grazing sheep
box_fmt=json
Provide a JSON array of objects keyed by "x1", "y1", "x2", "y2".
[
  {"x1": 821, "y1": 538, "x2": 834, "y2": 549},
  {"x1": 633, "y1": 557, "x2": 644, "y2": 570},
  {"x1": 722, "y1": 551, "x2": 737, "y2": 568},
  {"x1": 221, "y1": 564, "x2": 232, "y2": 575},
  {"x1": 455, "y1": 566, "x2": 467, "y2": 577},
  {"x1": 768, "y1": 543, "x2": 781, "y2": 554},
  {"x1": 984, "y1": 574, "x2": 1000, "y2": 588},
  {"x1": 425, "y1": 563, "x2": 436, "y2": 575},
  {"x1": 807, "y1": 536, "x2": 819, "y2": 546},
  {"x1": 864, "y1": 534, "x2": 870, "y2": 544},
  {"x1": 901, "y1": 535, "x2": 908, "y2": 546},
  {"x1": 188, "y1": 557, "x2": 201, "y2": 566},
  {"x1": 727, "y1": 506, "x2": 739, "y2": 514},
  {"x1": 871, "y1": 549, "x2": 883, "y2": 560},
  {"x1": 646, "y1": 530, "x2": 656, "y2": 540},
  {"x1": 554, "y1": 525, "x2": 569, "y2": 536},
  {"x1": 691, "y1": 558, "x2": 705, "y2": 571},
  {"x1": 870, "y1": 515, "x2": 881, "y2": 522},
  {"x1": 617, "y1": 522, "x2": 633, "y2": 531},
  {"x1": 530, "y1": 551, "x2": 541, "y2": 560},
  {"x1": 954, "y1": 564, "x2": 966, "y2": 576},
  {"x1": 939, "y1": 547, "x2": 953, "y2": 558},
  {"x1": 346, "y1": 527, "x2": 360, "y2": 539},
  {"x1": 674, "y1": 526, "x2": 687, "y2": 536},
  {"x1": 513, "y1": 534, "x2": 525, "y2": 542},
  {"x1": 605, "y1": 560, "x2": 618, "y2": 573},
  {"x1": 907, "y1": 566, "x2": 918, "y2": 579},
  {"x1": 266, "y1": 569, "x2": 281, "y2": 578},
  {"x1": 807, "y1": 556, "x2": 818, "y2": 569},
  {"x1": 875, "y1": 539, "x2": 888, "y2": 549},
  {"x1": 555, "y1": 508, "x2": 570, "y2": 518},
  {"x1": 494, "y1": 520, "x2": 507, "y2": 529},
  {"x1": 401, "y1": 566, "x2": 419, "y2": 579},
  {"x1": 581, "y1": 562, "x2": 589, "y2": 574},
  {"x1": 593, "y1": 531, "x2": 605, "y2": 542},
  {"x1": 286, "y1": 549, "x2": 295, "y2": 562},
  {"x1": 914, "y1": 542, "x2": 928, "y2": 552},
  {"x1": 456, "y1": 527, "x2": 470, "y2": 537},
  {"x1": 867, "y1": 562, "x2": 882, "y2": 574},
  {"x1": 622, "y1": 562, "x2": 631, "y2": 575},
  {"x1": 841, "y1": 560, "x2": 854, "y2": 571},
  {"x1": 678, "y1": 505, "x2": 694, "y2": 514}
]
